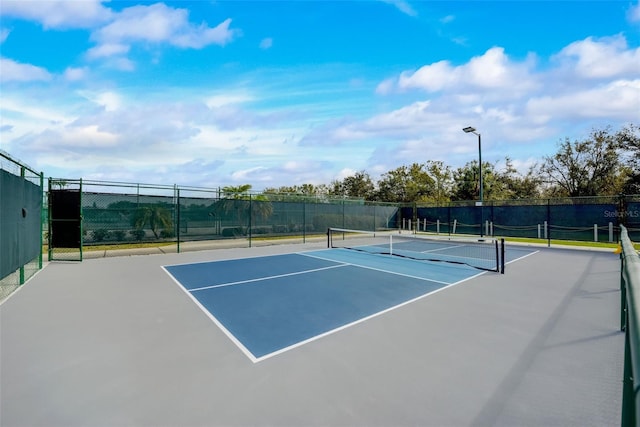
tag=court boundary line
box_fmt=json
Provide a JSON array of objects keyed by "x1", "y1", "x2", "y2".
[
  {"x1": 252, "y1": 271, "x2": 481, "y2": 363},
  {"x1": 506, "y1": 249, "x2": 540, "y2": 265},
  {"x1": 161, "y1": 252, "x2": 485, "y2": 364},
  {"x1": 162, "y1": 265, "x2": 261, "y2": 363},
  {"x1": 188, "y1": 263, "x2": 349, "y2": 292}
]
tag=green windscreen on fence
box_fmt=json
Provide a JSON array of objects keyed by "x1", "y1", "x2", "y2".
[
  {"x1": 0, "y1": 169, "x2": 42, "y2": 280},
  {"x1": 410, "y1": 196, "x2": 633, "y2": 242}
]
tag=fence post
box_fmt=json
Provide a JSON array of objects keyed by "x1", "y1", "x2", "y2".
[
  {"x1": 610, "y1": 222, "x2": 614, "y2": 243},
  {"x1": 594, "y1": 224, "x2": 598, "y2": 242},
  {"x1": 176, "y1": 187, "x2": 181, "y2": 253}
]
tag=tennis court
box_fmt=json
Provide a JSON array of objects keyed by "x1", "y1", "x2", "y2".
[{"x1": 0, "y1": 238, "x2": 623, "y2": 426}]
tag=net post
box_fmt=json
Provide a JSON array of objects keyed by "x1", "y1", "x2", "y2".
[
  {"x1": 500, "y1": 238, "x2": 505, "y2": 274},
  {"x1": 327, "y1": 228, "x2": 330, "y2": 248}
]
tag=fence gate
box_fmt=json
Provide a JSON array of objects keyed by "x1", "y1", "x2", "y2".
[{"x1": 48, "y1": 179, "x2": 83, "y2": 261}]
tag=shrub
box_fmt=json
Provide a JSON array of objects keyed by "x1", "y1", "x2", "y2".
[
  {"x1": 160, "y1": 229, "x2": 175, "y2": 238},
  {"x1": 91, "y1": 229, "x2": 110, "y2": 242},
  {"x1": 112, "y1": 230, "x2": 126, "y2": 241},
  {"x1": 130, "y1": 229, "x2": 146, "y2": 241},
  {"x1": 222, "y1": 227, "x2": 245, "y2": 237},
  {"x1": 250, "y1": 226, "x2": 271, "y2": 235}
]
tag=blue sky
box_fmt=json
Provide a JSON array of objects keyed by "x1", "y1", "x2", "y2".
[{"x1": 1, "y1": 0, "x2": 639, "y2": 190}]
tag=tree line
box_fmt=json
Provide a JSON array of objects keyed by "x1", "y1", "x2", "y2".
[{"x1": 262, "y1": 124, "x2": 640, "y2": 203}]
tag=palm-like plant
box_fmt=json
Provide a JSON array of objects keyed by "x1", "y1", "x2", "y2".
[
  {"x1": 131, "y1": 205, "x2": 173, "y2": 238},
  {"x1": 212, "y1": 185, "x2": 273, "y2": 233}
]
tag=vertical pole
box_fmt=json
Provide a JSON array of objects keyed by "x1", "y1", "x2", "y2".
[
  {"x1": 303, "y1": 201, "x2": 306, "y2": 243},
  {"x1": 79, "y1": 179, "x2": 83, "y2": 262},
  {"x1": 249, "y1": 194, "x2": 252, "y2": 248},
  {"x1": 19, "y1": 166, "x2": 25, "y2": 284},
  {"x1": 39, "y1": 172, "x2": 44, "y2": 269},
  {"x1": 610, "y1": 222, "x2": 614, "y2": 243},
  {"x1": 176, "y1": 188, "x2": 181, "y2": 254},
  {"x1": 622, "y1": 320, "x2": 635, "y2": 427},
  {"x1": 594, "y1": 224, "x2": 598, "y2": 242},
  {"x1": 478, "y1": 133, "x2": 483, "y2": 238},
  {"x1": 48, "y1": 178, "x2": 53, "y2": 262},
  {"x1": 547, "y1": 199, "x2": 551, "y2": 247},
  {"x1": 500, "y1": 238, "x2": 505, "y2": 274},
  {"x1": 621, "y1": 257, "x2": 627, "y2": 331}
]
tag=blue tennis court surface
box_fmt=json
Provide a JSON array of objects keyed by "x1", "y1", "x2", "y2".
[{"x1": 163, "y1": 247, "x2": 537, "y2": 362}]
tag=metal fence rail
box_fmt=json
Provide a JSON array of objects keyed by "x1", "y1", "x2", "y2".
[{"x1": 620, "y1": 225, "x2": 640, "y2": 427}]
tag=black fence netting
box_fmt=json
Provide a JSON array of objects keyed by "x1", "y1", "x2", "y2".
[
  {"x1": 0, "y1": 151, "x2": 43, "y2": 299},
  {"x1": 40, "y1": 179, "x2": 640, "y2": 258},
  {"x1": 405, "y1": 195, "x2": 640, "y2": 243},
  {"x1": 43, "y1": 181, "x2": 401, "y2": 254}
]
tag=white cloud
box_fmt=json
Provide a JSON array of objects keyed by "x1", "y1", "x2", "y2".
[
  {"x1": 554, "y1": 35, "x2": 640, "y2": 79},
  {"x1": 0, "y1": 0, "x2": 112, "y2": 29},
  {"x1": 260, "y1": 37, "x2": 273, "y2": 50},
  {"x1": 86, "y1": 43, "x2": 130, "y2": 60},
  {"x1": 0, "y1": 28, "x2": 9, "y2": 43},
  {"x1": 0, "y1": 58, "x2": 52, "y2": 82},
  {"x1": 81, "y1": 91, "x2": 123, "y2": 112},
  {"x1": 526, "y1": 79, "x2": 640, "y2": 122},
  {"x1": 379, "y1": 0, "x2": 417, "y2": 17},
  {"x1": 394, "y1": 47, "x2": 537, "y2": 93},
  {"x1": 440, "y1": 15, "x2": 455, "y2": 24},
  {"x1": 92, "y1": 4, "x2": 238, "y2": 49},
  {"x1": 0, "y1": 97, "x2": 69, "y2": 124},
  {"x1": 205, "y1": 93, "x2": 254, "y2": 108},
  {"x1": 63, "y1": 67, "x2": 88, "y2": 81},
  {"x1": 398, "y1": 60, "x2": 458, "y2": 92}
]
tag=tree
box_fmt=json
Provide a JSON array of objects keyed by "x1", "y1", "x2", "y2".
[
  {"x1": 541, "y1": 129, "x2": 625, "y2": 197},
  {"x1": 212, "y1": 184, "x2": 273, "y2": 232},
  {"x1": 374, "y1": 163, "x2": 436, "y2": 203},
  {"x1": 497, "y1": 158, "x2": 542, "y2": 199},
  {"x1": 451, "y1": 161, "x2": 501, "y2": 201},
  {"x1": 131, "y1": 205, "x2": 173, "y2": 238},
  {"x1": 330, "y1": 171, "x2": 375, "y2": 200},
  {"x1": 616, "y1": 124, "x2": 640, "y2": 194},
  {"x1": 425, "y1": 160, "x2": 453, "y2": 204}
]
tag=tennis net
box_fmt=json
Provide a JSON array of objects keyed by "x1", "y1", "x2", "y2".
[{"x1": 327, "y1": 228, "x2": 505, "y2": 273}]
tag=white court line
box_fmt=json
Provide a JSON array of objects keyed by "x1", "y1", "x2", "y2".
[
  {"x1": 188, "y1": 263, "x2": 349, "y2": 292},
  {"x1": 505, "y1": 249, "x2": 540, "y2": 265},
  {"x1": 162, "y1": 265, "x2": 260, "y2": 363},
  {"x1": 420, "y1": 243, "x2": 466, "y2": 253},
  {"x1": 300, "y1": 251, "x2": 482, "y2": 285},
  {"x1": 161, "y1": 252, "x2": 485, "y2": 364},
  {"x1": 253, "y1": 270, "x2": 482, "y2": 363}
]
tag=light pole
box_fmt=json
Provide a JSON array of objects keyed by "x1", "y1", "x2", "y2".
[{"x1": 463, "y1": 126, "x2": 483, "y2": 237}]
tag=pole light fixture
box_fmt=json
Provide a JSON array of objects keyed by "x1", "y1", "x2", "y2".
[{"x1": 463, "y1": 126, "x2": 483, "y2": 237}]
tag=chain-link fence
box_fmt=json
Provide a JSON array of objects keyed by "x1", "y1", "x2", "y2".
[
  {"x1": 0, "y1": 151, "x2": 43, "y2": 300},
  {"x1": 44, "y1": 180, "x2": 400, "y2": 257},
  {"x1": 41, "y1": 178, "x2": 640, "y2": 258},
  {"x1": 403, "y1": 195, "x2": 640, "y2": 243}
]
